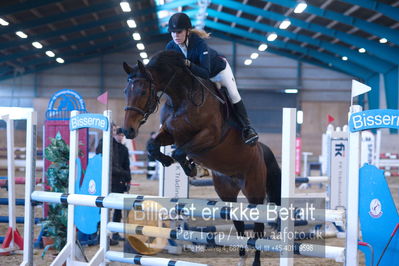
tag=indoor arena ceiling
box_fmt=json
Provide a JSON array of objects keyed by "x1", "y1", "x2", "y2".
[{"x1": 0, "y1": 0, "x2": 398, "y2": 83}]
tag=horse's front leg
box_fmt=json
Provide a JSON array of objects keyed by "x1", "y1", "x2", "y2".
[
  {"x1": 171, "y1": 148, "x2": 197, "y2": 177},
  {"x1": 147, "y1": 128, "x2": 175, "y2": 167},
  {"x1": 174, "y1": 127, "x2": 219, "y2": 177}
]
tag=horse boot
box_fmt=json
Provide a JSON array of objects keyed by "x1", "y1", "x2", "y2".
[
  {"x1": 233, "y1": 100, "x2": 258, "y2": 146},
  {"x1": 146, "y1": 138, "x2": 174, "y2": 166},
  {"x1": 172, "y1": 149, "x2": 197, "y2": 177}
]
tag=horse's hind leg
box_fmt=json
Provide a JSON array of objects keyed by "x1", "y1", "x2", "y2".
[
  {"x1": 212, "y1": 172, "x2": 248, "y2": 266},
  {"x1": 242, "y1": 170, "x2": 267, "y2": 266}
]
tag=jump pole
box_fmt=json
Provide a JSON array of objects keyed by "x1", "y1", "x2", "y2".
[
  {"x1": 279, "y1": 105, "x2": 363, "y2": 265},
  {"x1": 51, "y1": 110, "x2": 111, "y2": 266},
  {"x1": 280, "y1": 108, "x2": 296, "y2": 266},
  {"x1": 107, "y1": 222, "x2": 344, "y2": 261},
  {"x1": 345, "y1": 105, "x2": 362, "y2": 266},
  {"x1": 21, "y1": 110, "x2": 37, "y2": 265},
  {"x1": 5, "y1": 115, "x2": 16, "y2": 251},
  {"x1": 0, "y1": 110, "x2": 36, "y2": 257},
  {"x1": 24, "y1": 111, "x2": 208, "y2": 266}
]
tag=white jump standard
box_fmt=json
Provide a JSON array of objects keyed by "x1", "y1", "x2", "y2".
[{"x1": 23, "y1": 110, "x2": 208, "y2": 266}]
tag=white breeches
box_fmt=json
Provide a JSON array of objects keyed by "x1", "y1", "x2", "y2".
[{"x1": 210, "y1": 59, "x2": 241, "y2": 104}]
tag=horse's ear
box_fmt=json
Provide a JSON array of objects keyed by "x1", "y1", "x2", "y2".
[
  {"x1": 137, "y1": 60, "x2": 146, "y2": 75},
  {"x1": 123, "y1": 62, "x2": 133, "y2": 74}
]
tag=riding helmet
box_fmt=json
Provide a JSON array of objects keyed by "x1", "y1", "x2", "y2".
[{"x1": 168, "y1": 13, "x2": 192, "y2": 32}]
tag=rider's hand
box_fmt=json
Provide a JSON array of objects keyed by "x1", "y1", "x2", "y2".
[{"x1": 185, "y1": 59, "x2": 191, "y2": 67}]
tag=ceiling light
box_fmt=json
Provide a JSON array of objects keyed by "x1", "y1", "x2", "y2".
[
  {"x1": 46, "y1": 51, "x2": 55, "y2": 57},
  {"x1": 120, "y1": 1, "x2": 131, "y2": 12},
  {"x1": 342, "y1": 56, "x2": 348, "y2": 61},
  {"x1": 379, "y1": 38, "x2": 388, "y2": 44},
  {"x1": 56, "y1": 57, "x2": 64, "y2": 64},
  {"x1": 16, "y1": 31, "x2": 28, "y2": 38},
  {"x1": 267, "y1": 33, "x2": 277, "y2": 41},
  {"x1": 157, "y1": 10, "x2": 170, "y2": 19},
  {"x1": 297, "y1": 110, "x2": 303, "y2": 124},
  {"x1": 32, "y1": 41, "x2": 43, "y2": 49},
  {"x1": 294, "y1": 1, "x2": 307, "y2": 14},
  {"x1": 136, "y1": 43, "x2": 145, "y2": 50},
  {"x1": 358, "y1": 48, "x2": 366, "y2": 53},
  {"x1": 140, "y1": 52, "x2": 148, "y2": 59},
  {"x1": 244, "y1": 59, "x2": 252, "y2": 65},
  {"x1": 284, "y1": 89, "x2": 298, "y2": 94},
  {"x1": 143, "y1": 58, "x2": 149, "y2": 65},
  {"x1": 132, "y1": 32, "x2": 141, "y2": 40},
  {"x1": 279, "y1": 19, "x2": 291, "y2": 29},
  {"x1": 0, "y1": 18, "x2": 9, "y2": 26},
  {"x1": 250, "y1": 53, "x2": 259, "y2": 59},
  {"x1": 258, "y1": 43, "x2": 268, "y2": 51},
  {"x1": 127, "y1": 19, "x2": 136, "y2": 28}
]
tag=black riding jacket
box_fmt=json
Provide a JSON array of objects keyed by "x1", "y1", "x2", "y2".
[
  {"x1": 165, "y1": 33, "x2": 226, "y2": 79},
  {"x1": 96, "y1": 138, "x2": 131, "y2": 191}
]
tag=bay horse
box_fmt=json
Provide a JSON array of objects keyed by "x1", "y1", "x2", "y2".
[{"x1": 122, "y1": 50, "x2": 281, "y2": 266}]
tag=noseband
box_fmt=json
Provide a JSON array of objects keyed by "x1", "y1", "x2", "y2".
[{"x1": 124, "y1": 72, "x2": 176, "y2": 125}]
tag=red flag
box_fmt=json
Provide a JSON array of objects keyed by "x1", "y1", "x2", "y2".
[
  {"x1": 97, "y1": 91, "x2": 108, "y2": 105},
  {"x1": 327, "y1": 115, "x2": 335, "y2": 124}
]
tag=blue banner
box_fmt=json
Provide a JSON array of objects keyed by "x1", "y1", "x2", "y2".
[
  {"x1": 70, "y1": 113, "x2": 108, "y2": 131},
  {"x1": 349, "y1": 109, "x2": 399, "y2": 132}
]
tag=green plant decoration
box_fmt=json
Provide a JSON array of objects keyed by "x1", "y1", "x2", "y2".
[{"x1": 42, "y1": 132, "x2": 69, "y2": 256}]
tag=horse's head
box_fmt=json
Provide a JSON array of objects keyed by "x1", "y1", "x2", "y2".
[
  {"x1": 122, "y1": 60, "x2": 159, "y2": 139},
  {"x1": 122, "y1": 51, "x2": 188, "y2": 139}
]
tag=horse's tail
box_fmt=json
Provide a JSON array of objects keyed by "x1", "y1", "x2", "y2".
[{"x1": 260, "y1": 142, "x2": 281, "y2": 206}]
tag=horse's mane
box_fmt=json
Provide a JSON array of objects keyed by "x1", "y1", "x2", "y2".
[{"x1": 147, "y1": 50, "x2": 186, "y2": 73}]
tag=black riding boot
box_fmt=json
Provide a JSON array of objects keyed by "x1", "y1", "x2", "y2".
[{"x1": 233, "y1": 100, "x2": 258, "y2": 146}]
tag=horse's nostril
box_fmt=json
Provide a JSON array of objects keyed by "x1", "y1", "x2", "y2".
[
  {"x1": 122, "y1": 128, "x2": 130, "y2": 137},
  {"x1": 123, "y1": 128, "x2": 136, "y2": 139}
]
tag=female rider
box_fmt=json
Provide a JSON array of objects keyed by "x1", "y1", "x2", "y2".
[{"x1": 165, "y1": 12, "x2": 258, "y2": 146}]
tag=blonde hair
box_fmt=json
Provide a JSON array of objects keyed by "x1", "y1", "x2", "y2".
[{"x1": 189, "y1": 28, "x2": 211, "y2": 39}]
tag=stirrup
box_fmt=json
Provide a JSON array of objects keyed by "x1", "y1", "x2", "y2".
[
  {"x1": 242, "y1": 127, "x2": 258, "y2": 146},
  {"x1": 244, "y1": 135, "x2": 258, "y2": 145}
]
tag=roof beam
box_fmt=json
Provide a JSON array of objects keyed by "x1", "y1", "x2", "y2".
[
  {"x1": 339, "y1": 0, "x2": 399, "y2": 22},
  {"x1": 211, "y1": 31, "x2": 340, "y2": 73},
  {"x1": 249, "y1": 2, "x2": 272, "y2": 33},
  {"x1": 0, "y1": 27, "x2": 131, "y2": 65},
  {"x1": 210, "y1": 0, "x2": 399, "y2": 65},
  {"x1": 0, "y1": 30, "x2": 165, "y2": 81},
  {"x1": 260, "y1": 0, "x2": 399, "y2": 45},
  {"x1": 204, "y1": 19, "x2": 373, "y2": 80},
  {"x1": 1, "y1": 20, "x2": 160, "y2": 76},
  {"x1": 0, "y1": 3, "x2": 161, "y2": 51},
  {"x1": 0, "y1": 0, "x2": 57, "y2": 16},
  {"x1": 206, "y1": 9, "x2": 393, "y2": 73},
  {"x1": 0, "y1": 41, "x2": 133, "y2": 82},
  {"x1": 0, "y1": 35, "x2": 133, "y2": 77},
  {"x1": 0, "y1": 1, "x2": 115, "y2": 35},
  {"x1": 155, "y1": 0, "x2": 198, "y2": 10}
]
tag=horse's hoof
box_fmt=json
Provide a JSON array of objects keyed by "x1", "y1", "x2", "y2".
[
  {"x1": 183, "y1": 164, "x2": 197, "y2": 177},
  {"x1": 252, "y1": 261, "x2": 261, "y2": 266}
]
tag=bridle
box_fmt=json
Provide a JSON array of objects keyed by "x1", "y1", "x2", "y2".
[{"x1": 124, "y1": 72, "x2": 177, "y2": 125}]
